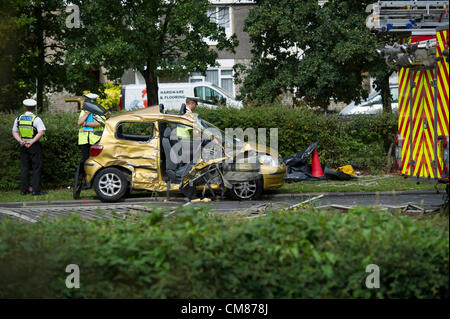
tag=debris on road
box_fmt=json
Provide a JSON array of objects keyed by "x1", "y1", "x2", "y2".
[
  {"x1": 190, "y1": 198, "x2": 212, "y2": 203},
  {"x1": 287, "y1": 194, "x2": 325, "y2": 211},
  {"x1": 315, "y1": 202, "x2": 441, "y2": 216},
  {"x1": 243, "y1": 202, "x2": 272, "y2": 215},
  {"x1": 165, "y1": 202, "x2": 192, "y2": 218},
  {"x1": 0, "y1": 208, "x2": 38, "y2": 223}
]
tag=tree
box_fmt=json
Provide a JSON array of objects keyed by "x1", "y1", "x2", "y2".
[
  {"x1": 0, "y1": 0, "x2": 69, "y2": 113},
  {"x1": 64, "y1": 0, "x2": 238, "y2": 106},
  {"x1": 0, "y1": 0, "x2": 34, "y2": 112},
  {"x1": 238, "y1": 0, "x2": 393, "y2": 111}
]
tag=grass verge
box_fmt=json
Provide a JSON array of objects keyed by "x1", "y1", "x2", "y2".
[{"x1": 275, "y1": 175, "x2": 447, "y2": 193}]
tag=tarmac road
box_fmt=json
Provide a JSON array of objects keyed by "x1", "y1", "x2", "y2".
[{"x1": 0, "y1": 190, "x2": 445, "y2": 223}]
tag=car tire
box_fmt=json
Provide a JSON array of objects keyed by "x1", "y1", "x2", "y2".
[
  {"x1": 93, "y1": 167, "x2": 128, "y2": 202},
  {"x1": 228, "y1": 176, "x2": 263, "y2": 200}
]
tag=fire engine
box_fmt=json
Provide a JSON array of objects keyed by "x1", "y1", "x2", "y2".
[{"x1": 366, "y1": 1, "x2": 449, "y2": 191}]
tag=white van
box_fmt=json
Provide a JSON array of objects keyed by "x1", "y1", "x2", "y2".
[{"x1": 120, "y1": 82, "x2": 243, "y2": 111}]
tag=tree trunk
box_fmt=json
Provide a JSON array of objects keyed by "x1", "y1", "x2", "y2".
[
  {"x1": 380, "y1": 74, "x2": 391, "y2": 114},
  {"x1": 385, "y1": 141, "x2": 394, "y2": 173},
  {"x1": 143, "y1": 42, "x2": 159, "y2": 106},
  {"x1": 37, "y1": 45, "x2": 45, "y2": 113},
  {"x1": 143, "y1": 65, "x2": 159, "y2": 107},
  {"x1": 35, "y1": 4, "x2": 45, "y2": 113}
]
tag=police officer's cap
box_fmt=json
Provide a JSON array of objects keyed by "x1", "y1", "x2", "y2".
[
  {"x1": 84, "y1": 93, "x2": 99, "y2": 100},
  {"x1": 186, "y1": 97, "x2": 198, "y2": 105},
  {"x1": 23, "y1": 99, "x2": 37, "y2": 107}
]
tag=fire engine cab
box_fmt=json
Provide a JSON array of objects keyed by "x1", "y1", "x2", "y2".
[{"x1": 366, "y1": 1, "x2": 449, "y2": 186}]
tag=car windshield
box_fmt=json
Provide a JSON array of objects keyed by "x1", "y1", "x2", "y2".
[
  {"x1": 195, "y1": 117, "x2": 232, "y2": 142},
  {"x1": 209, "y1": 83, "x2": 235, "y2": 100},
  {"x1": 195, "y1": 117, "x2": 243, "y2": 153},
  {"x1": 361, "y1": 87, "x2": 398, "y2": 106},
  {"x1": 365, "y1": 91, "x2": 380, "y2": 102}
]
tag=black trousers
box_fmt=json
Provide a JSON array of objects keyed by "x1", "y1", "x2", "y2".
[
  {"x1": 79, "y1": 144, "x2": 91, "y2": 163},
  {"x1": 20, "y1": 142, "x2": 43, "y2": 193}
]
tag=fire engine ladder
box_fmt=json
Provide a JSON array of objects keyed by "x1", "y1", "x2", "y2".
[{"x1": 366, "y1": 1, "x2": 449, "y2": 33}]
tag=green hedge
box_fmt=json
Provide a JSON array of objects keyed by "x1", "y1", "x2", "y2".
[
  {"x1": 197, "y1": 105, "x2": 397, "y2": 172},
  {"x1": 0, "y1": 206, "x2": 448, "y2": 298},
  {"x1": 0, "y1": 106, "x2": 397, "y2": 191}
]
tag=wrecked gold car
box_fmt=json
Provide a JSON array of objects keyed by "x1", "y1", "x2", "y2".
[{"x1": 83, "y1": 105, "x2": 286, "y2": 202}]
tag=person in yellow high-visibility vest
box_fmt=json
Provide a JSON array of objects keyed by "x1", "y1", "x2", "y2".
[
  {"x1": 176, "y1": 97, "x2": 198, "y2": 164},
  {"x1": 177, "y1": 97, "x2": 197, "y2": 138},
  {"x1": 12, "y1": 99, "x2": 46, "y2": 195},
  {"x1": 77, "y1": 93, "x2": 106, "y2": 163}
]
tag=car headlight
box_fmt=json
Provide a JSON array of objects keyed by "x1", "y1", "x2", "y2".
[{"x1": 259, "y1": 154, "x2": 279, "y2": 167}]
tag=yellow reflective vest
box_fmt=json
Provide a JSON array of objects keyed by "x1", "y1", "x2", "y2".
[
  {"x1": 78, "y1": 110, "x2": 106, "y2": 145},
  {"x1": 18, "y1": 113, "x2": 37, "y2": 141},
  {"x1": 176, "y1": 125, "x2": 193, "y2": 139}
]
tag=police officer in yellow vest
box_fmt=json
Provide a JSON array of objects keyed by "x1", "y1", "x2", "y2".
[
  {"x1": 175, "y1": 97, "x2": 198, "y2": 163},
  {"x1": 177, "y1": 97, "x2": 197, "y2": 138},
  {"x1": 11, "y1": 99, "x2": 46, "y2": 195},
  {"x1": 77, "y1": 93, "x2": 106, "y2": 163}
]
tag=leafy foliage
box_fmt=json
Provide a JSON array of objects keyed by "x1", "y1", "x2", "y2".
[
  {"x1": 64, "y1": 0, "x2": 238, "y2": 106},
  {"x1": 0, "y1": 0, "x2": 37, "y2": 112},
  {"x1": 97, "y1": 83, "x2": 122, "y2": 110},
  {"x1": 0, "y1": 206, "x2": 448, "y2": 298},
  {"x1": 0, "y1": 0, "x2": 74, "y2": 112},
  {"x1": 238, "y1": 0, "x2": 392, "y2": 109}
]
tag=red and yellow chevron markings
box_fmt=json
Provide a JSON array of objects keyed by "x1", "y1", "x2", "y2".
[
  {"x1": 421, "y1": 69, "x2": 436, "y2": 178},
  {"x1": 411, "y1": 70, "x2": 425, "y2": 177},
  {"x1": 436, "y1": 28, "x2": 449, "y2": 178},
  {"x1": 398, "y1": 66, "x2": 411, "y2": 175}
]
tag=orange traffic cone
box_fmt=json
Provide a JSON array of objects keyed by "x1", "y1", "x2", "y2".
[{"x1": 311, "y1": 148, "x2": 324, "y2": 177}]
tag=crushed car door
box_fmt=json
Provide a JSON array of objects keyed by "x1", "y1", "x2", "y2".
[{"x1": 114, "y1": 121, "x2": 159, "y2": 189}]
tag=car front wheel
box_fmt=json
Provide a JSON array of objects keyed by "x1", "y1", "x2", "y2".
[
  {"x1": 229, "y1": 177, "x2": 263, "y2": 200},
  {"x1": 93, "y1": 167, "x2": 128, "y2": 202}
]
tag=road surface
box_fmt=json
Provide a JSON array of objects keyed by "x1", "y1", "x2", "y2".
[{"x1": 0, "y1": 190, "x2": 445, "y2": 223}]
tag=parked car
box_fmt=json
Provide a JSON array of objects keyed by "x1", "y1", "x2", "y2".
[
  {"x1": 81, "y1": 105, "x2": 285, "y2": 202},
  {"x1": 120, "y1": 82, "x2": 243, "y2": 111},
  {"x1": 339, "y1": 86, "x2": 398, "y2": 115}
]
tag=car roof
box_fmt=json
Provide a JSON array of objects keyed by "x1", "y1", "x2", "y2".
[{"x1": 106, "y1": 105, "x2": 197, "y2": 127}]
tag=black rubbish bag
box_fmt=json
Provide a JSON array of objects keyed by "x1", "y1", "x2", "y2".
[
  {"x1": 283, "y1": 141, "x2": 319, "y2": 169},
  {"x1": 284, "y1": 166, "x2": 326, "y2": 182},
  {"x1": 283, "y1": 142, "x2": 326, "y2": 182},
  {"x1": 282, "y1": 142, "x2": 355, "y2": 182}
]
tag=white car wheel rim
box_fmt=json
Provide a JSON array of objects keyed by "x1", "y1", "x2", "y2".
[
  {"x1": 233, "y1": 181, "x2": 257, "y2": 199},
  {"x1": 98, "y1": 173, "x2": 122, "y2": 197}
]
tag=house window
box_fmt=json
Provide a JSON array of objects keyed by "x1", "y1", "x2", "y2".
[
  {"x1": 220, "y1": 70, "x2": 233, "y2": 95},
  {"x1": 206, "y1": 6, "x2": 232, "y2": 44},
  {"x1": 189, "y1": 69, "x2": 234, "y2": 96},
  {"x1": 205, "y1": 70, "x2": 219, "y2": 86},
  {"x1": 189, "y1": 72, "x2": 203, "y2": 83}
]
